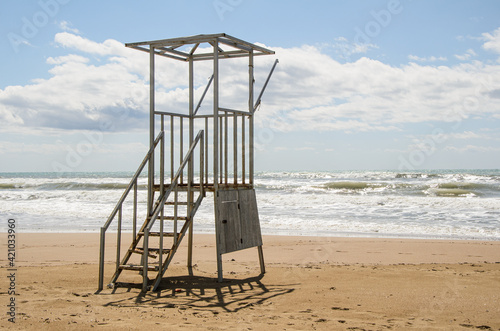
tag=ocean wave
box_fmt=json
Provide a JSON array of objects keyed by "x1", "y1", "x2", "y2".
[
  {"x1": 0, "y1": 182, "x2": 148, "y2": 191},
  {"x1": 0, "y1": 183, "x2": 22, "y2": 189},
  {"x1": 3, "y1": 170, "x2": 500, "y2": 239},
  {"x1": 41, "y1": 182, "x2": 143, "y2": 190},
  {"x1": 321, "y1": 181, "x2": 384, "y2": 190},
  {"x1": 254, "y1": 178, "x2": 500, "y2": 198},
  {"x1": 436, "y1": 182, "x2": 490, "y2": 190},
  {"x1": 426, "y1": 188, "x2": 479, "y2": 197},
  {"x1": 395, "y1": 173, "x2": 441, "y2": 179}
]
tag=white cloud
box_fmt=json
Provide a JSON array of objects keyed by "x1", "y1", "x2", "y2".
[
  {"x1": 446, "y1": 131, "x2": 483, "y2": 140},
  {"x1": 0, "y1": 141, "x2": 61, "y2": 155},
  {"x1": 58, "y1": 21, "x2": 80, "y2": 34},
  {"x1": 408, "y1": 55, "x2": 447, "y2": 62},
  {"x1": 46, "y1": 54, "x2": 89, "y2": 65},
  {"x1": 482, "y1": 27, "x2": 500, "y2": 54},
  {"x1": 444, "y1": 145, "x2": 500, "y2": 153},
  {"x1": 262, "y1": 47, "x2": 500, "y2": 131},
  {"x1": 455, "y1": 49, "x2": 477, "y2": 61},
  {"x1": 413, "y1": 131, "x2": 486, "y2": 142},
  {"x1": 0, "y1": 140, "x2": 146, "y2": 156},
  {"x1": 325, "y1": 38, "x2": 379, "y2": 61},
  {"x1": 2, "y1": 31, "x2": 500, "y2": 136}
]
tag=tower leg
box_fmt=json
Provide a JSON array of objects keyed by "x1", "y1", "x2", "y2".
[
  {"x1": 258, "y1": 245, "x2": 265, "y2": 274},
  {"x1": 187, "y1": 216, "x2": 194, "y2": 276},
  {"x1": 217, "y1": 253, "x2": 223, "y2": 282}
]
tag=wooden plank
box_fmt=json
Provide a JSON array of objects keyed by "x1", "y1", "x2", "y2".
[
  {"x1": 238, "y1": 189, "x2": 263, "y2": 249},
  {"x1": 216, "y1": 189, "x2": 263, "y2": 255},
  {"x1": 138, "y1": 231, "x2": 176, "y2": 237},
  {"x1": 119, "y1": 264, "x2": 158, "y2": 272},
  {"x1": 125, "y1": 33, "x2": 224, "y2": 48},
  {"x1": 216, "y1": 190, "x2": 241, "y2": 254}
]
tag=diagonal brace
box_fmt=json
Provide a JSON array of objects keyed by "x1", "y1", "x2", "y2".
[{"x1": 254, "y1": 59, "x2": 279, "y2": 112}]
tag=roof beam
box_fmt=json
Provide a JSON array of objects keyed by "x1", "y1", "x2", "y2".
[
  {"x1": 126, "y1": 33, "x2": 275, "y2": 61},
  {"x1": 222, "y1": 34, "x2": 274, "y2": 54},
  {"x1": 218, "y1": 38, "x2": 253, "y2": 52},
  {"x1": 157, "y1": 46, "x2": 190, "y2": 60}
]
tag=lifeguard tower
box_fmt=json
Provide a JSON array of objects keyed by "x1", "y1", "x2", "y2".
[{"x1": 98, "y1": 34, "x2": 278, "y2": 292}]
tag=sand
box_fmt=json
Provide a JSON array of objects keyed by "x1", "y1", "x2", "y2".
[{"x1": 1, "y1": 233, "x2": 500, "y2": 330}]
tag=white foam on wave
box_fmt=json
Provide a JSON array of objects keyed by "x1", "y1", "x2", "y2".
[{"x1": 1, "y1": 170, "x2": 499, "y2": 239}]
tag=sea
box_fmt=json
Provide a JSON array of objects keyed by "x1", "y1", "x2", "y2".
[{"x1": 1, "y1": 170, "x2": 500, "y2": 241}]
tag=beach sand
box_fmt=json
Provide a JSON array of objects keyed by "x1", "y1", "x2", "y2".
[{"x1": 1, "y1": 233, "x2": 500, "y2": 330}]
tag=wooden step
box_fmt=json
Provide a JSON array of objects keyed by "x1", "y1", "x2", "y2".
[
  {"x1": 138, "y1": 231, "x2": 178, "y2": 237},
  {"x1": 165, "y1": 201, "x2": 189, "y2": 205},
  {"x1": 129, "y1": 248, "x2": 157, "y2": 258},
  {"x1": 119, "y1": 264, "x2": 159, "y2": 272},
  {"x1": 162, "y1": 216, "x2": 188, "y2": 221},
  {"x1": 129, "y1": 247, "x2": 171, "y2": 256},
  {"x1": 153, "y1": 184, "x2": 203, "y2": 192},
  {"x1": 147, "y1": 216, "x2": 188, "y2": 221},
  {"x1": 136, "y1": 247, "x2": 171, "y2": 253}
]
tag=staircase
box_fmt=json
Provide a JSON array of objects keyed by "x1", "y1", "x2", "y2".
[{"x1": 98, "y1": 130, "x2": 205, "y2": 292}]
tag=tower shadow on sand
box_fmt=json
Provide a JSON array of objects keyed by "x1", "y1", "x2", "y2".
[{"x1": 103, "y1": 274, "x2": 295, "y2": 313}]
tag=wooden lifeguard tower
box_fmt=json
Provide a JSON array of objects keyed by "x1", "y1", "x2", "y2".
[{"x1": 98, "y1": 34, "x2": 278, "y2": 292}]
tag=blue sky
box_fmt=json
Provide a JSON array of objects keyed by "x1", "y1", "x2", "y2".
[{"x1": 1, "y1": 0, "x2": 500, "y2": 172}]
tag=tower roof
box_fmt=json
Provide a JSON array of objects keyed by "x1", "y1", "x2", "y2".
[{"x1": 125, "y1": 33, "x2": 274, "y2": 62}]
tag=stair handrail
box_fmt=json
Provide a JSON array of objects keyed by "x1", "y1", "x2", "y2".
[
  {"x1": 102, "y1": 131, "x2": 164, "y2": 231},
  {"x1": 141, "y1": 129, "x2": 204, "y2": 291},
  {"x1": 145, "y1": 129, "x2": 204, "y2": 233},
  {"x1": 98, "y1": 131, "x2": 164, "y2": 291}
]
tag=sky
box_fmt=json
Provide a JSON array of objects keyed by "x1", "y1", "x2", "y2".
[{"x1": 1, "y1": 0, "x2": 500, "y2": 172}]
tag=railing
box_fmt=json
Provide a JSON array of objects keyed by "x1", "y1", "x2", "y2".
[
  {"x1": 151, "y1": 59, "x2": 278, "y2": 190},
  {"x1": 143, "y1": 129, "x2": 205, "y2": 291},
  {"x1": 154, "y1": 112, "x2": 255, "y2": 188},
  {"x1": 97, "y1": 129, "x2": 205, "y2": 292},
  {"x1": 97, "y1": 131, "x2": 164, "y2": 292}
]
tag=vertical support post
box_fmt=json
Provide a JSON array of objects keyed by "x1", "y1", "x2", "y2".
[
  {"x1": 170, "y1": 116, "x2": 174, "y2": 181},
  {"x1": 249, "y1": 50, "x2": 254, "y2": 186},
  {"x1": 213, "y1": 38, "x2": 219, "y2": 192},
  {"x1": 180, "y1": 117, "x2": 184, "y2": 184},
  {"x1": 224, "y1": 111, "x2": 228, "y2": 185},
  {"x1": 142, "y1": 228, "x2": 149, "y2": 292},
  {"x1": 187, "y1": 55, "x2": 194, "y2": 269},
  {"x1": 219, "y1": 116, "x2": 223, "y2": 184},
  {"x1": 174, "y1": 189, "x2": 178, "y2": 245},
  {"x1": 160, "y1": 115, "x2": 165, "y2": 196},
  {"x1": 159, "y1": 115, "x2": 165, "y2": 273},
  {"x1": 233, "y1": 114, "x2": 237, "y2": 185},
  {"x1": 242, "y1": 116, "x2": 245, "y2": 184},
  {"x1": 148, "y1": 46, "x2": 155, "y2": 216},
  {"x1": 159, "y1": 206, "x2": 164, "y2": 272},
  {"x1": 116, "y1": 206, "x2": 122, "y2": 272},
  {"x1": 258, "y1": 245, "x2": 266, "y2": 274},
  {"x1": 213, "y1": 38, "x2": 223, "y2": 282},
  {"x1": 98, "y1": 227, "x2": 105, "y2": 291},
  {"x1": 205, "y1": 117, "x2": 209, "y2": 185},
  {"x1": 200, "y1": 133, "x2": 205, "y2": 196},
  {"x1": 133, "y1": 181, "x2": 137, "y2": 241}
]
